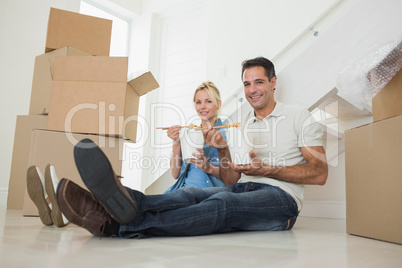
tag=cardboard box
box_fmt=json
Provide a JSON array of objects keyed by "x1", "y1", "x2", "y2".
[
  {"x1": 372, "y1": 69, "x2": 402, "y2": 122},
  {"x1": 46, "y1": 56, "x2": 159, "y2": 142},
  {"x1": 29, "y1": 47, "x2": 92, "y2": 115},
  {"x1": 46, "y1": 7, "x2": 112, "y2": 56},
  {"x1": 345, "y1": 115, "x2": 402, "y2": 244},
  {"x1": 7, "y1": 115, "x2": 48, "y2": 210},
  {"x1": 23, "y1": 129, "x2": 126, "y2": 216}
]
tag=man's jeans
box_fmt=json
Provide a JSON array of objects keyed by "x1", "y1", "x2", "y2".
[{"x1": 119, "y1": 182, "x2": 299, "y2": 238}]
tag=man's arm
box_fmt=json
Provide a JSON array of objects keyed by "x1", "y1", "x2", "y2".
[
  {"x1": 231, "y1": 146, "x2": 328, "y2": 186},
  {"x1": 218, "y1": 146, "x2": 241, "y2": 185},
  {"x1": 203, "y1": 128, "x2": 241, "y2": 185}
]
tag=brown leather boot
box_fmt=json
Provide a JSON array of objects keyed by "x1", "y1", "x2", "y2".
[{"x1": 56, "y1": 178, "x2": 115, "y2": 237}]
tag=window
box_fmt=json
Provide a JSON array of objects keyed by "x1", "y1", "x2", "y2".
[
  {"x1": 79, "y1": 0, "x2": 140, "y2": 189},
  {"x1": 80, "y1": 0, "x2": 129, "y2": 56}
]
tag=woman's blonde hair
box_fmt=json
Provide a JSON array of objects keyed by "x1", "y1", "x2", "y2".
[{"x1": 193, "y1": 81, "x2": 221, "y2": 111}]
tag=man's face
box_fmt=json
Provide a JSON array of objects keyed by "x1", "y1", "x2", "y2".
[{"x1": 243, "y1": 66, "x2": 276, "y2": 112}]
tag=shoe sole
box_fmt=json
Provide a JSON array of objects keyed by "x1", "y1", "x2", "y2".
[
  {"x1": 74, "y1": 139, "x2": 137, "y2": 224},
  {"x1": 45, "y1": 164, "x2": 68, "y2": 227},
  {"x1": 26, "y1": 166, "x2": 53, "y2": 226}
]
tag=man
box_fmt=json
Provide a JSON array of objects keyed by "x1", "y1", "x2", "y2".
[{"x1": 57, "y1": 57, "x2": 328, "y2": 238}]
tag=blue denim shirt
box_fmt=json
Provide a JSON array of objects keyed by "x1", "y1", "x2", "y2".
[{"x1": 165, "y1": 118, "x2": 227, "y2": 193}]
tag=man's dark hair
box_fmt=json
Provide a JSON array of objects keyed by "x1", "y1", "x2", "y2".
[{"x1": 241, "y1": 57, "x2": 276, "y2": 81}]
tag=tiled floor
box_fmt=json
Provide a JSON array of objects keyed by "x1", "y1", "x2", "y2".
[{"x1": 0, "y1": 208, "x2": 401, "y2": 268}]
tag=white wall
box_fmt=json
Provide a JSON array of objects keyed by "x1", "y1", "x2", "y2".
[{"x1": 205, "y1": 0, "x2": 341, "y2": 103}]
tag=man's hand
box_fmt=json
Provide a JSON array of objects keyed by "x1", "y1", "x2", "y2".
[
  {"x1": 202, "y1": 127, "x2": 227, "y2": 149},
  {"x1": 229, "y1": 150, "x2": 270, "y2": 176},
  {"x1": 201, "y1": 126, "x2": 240, "y2": 184},
  {"x1": 230, "y1": 146, "x2": 328, "y2": 185}
]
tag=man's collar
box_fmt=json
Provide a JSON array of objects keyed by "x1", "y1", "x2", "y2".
[
  {"x1": 269, "y1": 102, "x2": 284, "y2": 117},
  {"x1": 250, "y1": 102, "x2": 284, "y2": 122}
]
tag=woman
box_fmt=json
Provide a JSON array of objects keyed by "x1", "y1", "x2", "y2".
[{"x1": 165, "y1": 81, "x2": 226, "y2": 193}]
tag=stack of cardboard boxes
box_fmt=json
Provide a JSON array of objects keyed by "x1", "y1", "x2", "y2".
[
  {"x1": 7, "y1": 8, "x2": 159, "y2": 216},
  {"x1": 345, "y1": 45, "x2": 402, "y2": 244}
]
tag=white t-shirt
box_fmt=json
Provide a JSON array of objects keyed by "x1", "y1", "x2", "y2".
[{"x1": 230, "y1": 102, "x2": 324, "y2": 211}]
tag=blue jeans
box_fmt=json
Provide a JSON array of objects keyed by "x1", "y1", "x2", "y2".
[{"x1": 119, "y1": 182, "x2": 299, "y2": 238}]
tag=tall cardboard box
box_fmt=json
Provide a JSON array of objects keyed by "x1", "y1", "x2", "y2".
[
  {"x1": 46, "y1": 7, "x2": 112, "y2": 56},
  {"x1": 46, "y1": 56, "x2": 159, "y2": 142},
  {"x1": 7, "y1": 115, "x2": 48, "y2": 209},
  {"x1": 29, "y1": 47, "x2": 92, "y2": 115},
  {"x1": 370, "y1": 41, "x2": 402, "y2": 122},
  {"x1": 372, "y1": 69, "x2": 402, "y2": 122},
  {"x1": 345, "y1": 115, "x2": 402, "y2": 244},
  {"x1": 23, "y1": 129, "x2": 126, "y2": 216}
]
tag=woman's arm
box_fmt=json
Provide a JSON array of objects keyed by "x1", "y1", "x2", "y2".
[{"x1": 167, "y1": 126, "x2": 183, "y2": 179}]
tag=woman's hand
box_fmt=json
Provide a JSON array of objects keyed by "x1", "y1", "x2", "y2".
[
  {"x1": 188, "y1": 148, "x2": 213, "y2": 174},
  {"x1": 167, "y1": 125, "x2": 181, "y2": 144}
]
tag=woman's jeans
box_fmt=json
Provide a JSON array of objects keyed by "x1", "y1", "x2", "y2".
[{"x1": 119, "y1": 182, "x2": 299, "y2": 238}]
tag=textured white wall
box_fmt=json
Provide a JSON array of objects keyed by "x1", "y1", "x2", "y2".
[{"x1": 205, "y1": 0, "x2": 341, "y2": 104}]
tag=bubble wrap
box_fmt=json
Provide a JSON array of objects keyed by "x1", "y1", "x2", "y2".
[{"x1": 336, "y1": 35, "x2": 402, "y2": 110}]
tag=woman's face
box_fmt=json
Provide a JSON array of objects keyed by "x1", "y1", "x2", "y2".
[{"x1": 194, "y1": 89, "x2": 219, "y2": 123}]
